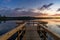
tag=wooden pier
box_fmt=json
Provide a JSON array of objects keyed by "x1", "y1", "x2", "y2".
[{"x1": 0, "y1": 20, "x2": 60, "y2": 40}]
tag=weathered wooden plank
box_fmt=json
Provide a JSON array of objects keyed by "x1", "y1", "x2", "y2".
[
  {"x1": 22, "y1": 22, "x2": 41, "y2": 40},
  {"x1": 39, "y1": 24, "x2": 60, "y2": 40},
  {"x1": 15, "y1": 28, "x2": 25, "y2": 40},
  {"x1": 0, "y1": 22, "x2": 26, "y2": 40}
]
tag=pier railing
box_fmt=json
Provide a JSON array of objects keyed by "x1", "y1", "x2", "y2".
[
  {"x1": 28, "y1": 20, "x2": 60, "y2": 40},
  {"x1": 0, "y1": 20, "x2": 60, "y2": 40},
  {"x1": 0, "y1": 22, "x2": 26, "y2": 40},
  {"x1": 37, "y1": 23, "x2": 60, "y2": 40}
]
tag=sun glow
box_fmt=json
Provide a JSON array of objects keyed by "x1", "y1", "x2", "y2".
[
  {"x1": 41, "y1": 10, "x2": 56, "y2": 15},
  {"x1": 32, "y1": 9, "x2": 40, "y2": 13},
  {"x1": 32, "y1": 8, "x2": 60, "y2": 16}
]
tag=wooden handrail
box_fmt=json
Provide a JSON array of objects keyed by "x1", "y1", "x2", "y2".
[
  {"x1": 39, "y1": 24, "x2": 60, "y2": 40},
  {"x1": 0, "y1": 22, "x2": 26, "y2": 40},
  {"x1": 15, "y1": 28, "x2": 25, "y2": 40}
]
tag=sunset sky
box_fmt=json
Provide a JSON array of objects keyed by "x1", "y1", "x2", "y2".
[{"x1": 0, "y1": 0, "x2": 60, "y2": 16}]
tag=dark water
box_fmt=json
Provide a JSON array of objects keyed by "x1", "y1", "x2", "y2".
[
  {"x1": 0, "y1": 20, "x2": 60, "y2": 35},
  {"x1": 39, "y1": 19, "x2": 60, "y2": 35},
  {"x1": 47, "y1": 24, "x2": 60, "y2": 35},
  {"x1": 0, "y1": 21, "x2": 18, "y2": 36},
  {"x1": 0, "y1": 20, "x2": 60, "y2": 40}
]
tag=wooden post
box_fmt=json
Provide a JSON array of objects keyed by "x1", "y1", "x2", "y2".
[
  {"x1": 37, "y1": 23, "x2": 40, "y2": 36},
  {"x1": 43, "y1": 30, "x2": 47, "y2": 40},
  {"x1": 33, "y1": 21, "x2": 34, "y2": 26},
  {"x1": 17, "y1": 31, "x2": 20, "y2": 40}
]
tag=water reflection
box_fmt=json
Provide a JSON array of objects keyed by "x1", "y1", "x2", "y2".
[
  {"x1": 40, "y1": 19, "x2": 60, "y2": 35},
  {"x1": 0, "y1": 21, "x2": 19, "y2": 36},
  {"x1": 0, "y1": 19, "x2": 60, "y2": 36},
  {"x1": 47, "y1": 23, "x2": 60, "y2": 35}
]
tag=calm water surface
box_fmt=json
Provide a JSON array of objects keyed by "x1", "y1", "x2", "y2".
[
  {"x1": 0, "y1": 19, "x2": 60, "y2": 36},
  {"x1": 0, "y1": 21, "x2": 22, "y2": 36},
  {"x1": 41, "y1": 19, "x2": 60, "y2": 35}
]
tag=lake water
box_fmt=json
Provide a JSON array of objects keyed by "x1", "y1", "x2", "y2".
[
  {"x1": 40, "y1": 19, "x2": 60, "y2": 35},
  {"x1": 0, "y1": 19, "x2": 60, "y2": 36},
  {"x1": 0, "y1": 21, "x2": 21, "y2": 35}
]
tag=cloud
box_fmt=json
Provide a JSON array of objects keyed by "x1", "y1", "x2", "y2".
[
  {"x1": 1, "y1": 6, "x2": 55, "y2": 17},
  {"x1": 14, "y1": 8, "x2": 24, "y2": 11},
  {"x1": 0, "y1": 7, "x2": 43, "y2": 17},
  {"x1": 57, "y1": 8, "x2": 60, "y2": 11},
  {"x1": 47, "y1": 3, "x2": 53, "y2": 8},
  {"x1": 40, "y1": 3, "x2": 54, "y2": 10}
]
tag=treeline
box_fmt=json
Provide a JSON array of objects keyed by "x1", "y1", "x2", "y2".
[
  {"x1": 0, "y1": 16, "x2": 60, "y2": 21},
  {"x1": 0, "y1": 16, "x2": 36, "y2": 21}
]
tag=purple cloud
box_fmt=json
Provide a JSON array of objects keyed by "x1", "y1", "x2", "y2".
[
  {"x1": 57, "y1": 8, "x2": 60, "y2": 11},
  {"x1": 40, "y1": 3, "x2": 53, "y2": 10},
  {"x1": 0, "y1": 7, "x2": 42, "y2": 17}
]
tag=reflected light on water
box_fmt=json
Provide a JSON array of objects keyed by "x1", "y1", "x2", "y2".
[
  {"x1": 37, "y1": 19, "x2": 60, "y2": 35},
  {"x1": 41, "y1": 19, "x2": 60, "y2": 35},
  {"x1": 41, "y1": 19, "x2": 60, "y2": 24}
]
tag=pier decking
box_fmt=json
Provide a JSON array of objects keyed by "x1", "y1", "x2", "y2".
[
  {"x1": 22, "y1": 22, "x2": 40, "y2": 40},
  {"x1": 0, "y1": 20, "x2": 60, "y2": 40}
]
